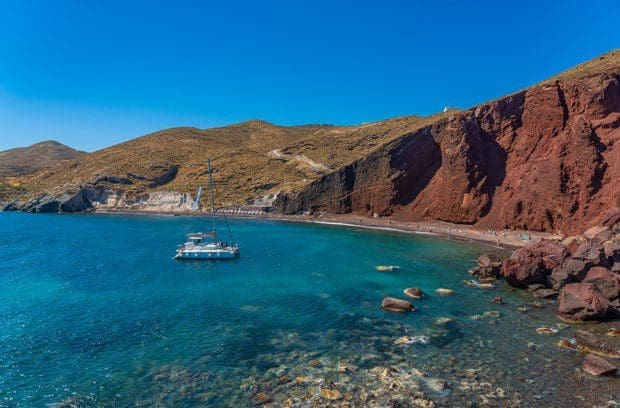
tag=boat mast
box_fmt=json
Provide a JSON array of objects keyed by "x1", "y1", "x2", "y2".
[{"x1": 208, "y1": 158, "x2": 217, "y2": 234}]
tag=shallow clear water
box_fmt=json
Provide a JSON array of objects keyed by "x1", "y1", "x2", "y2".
[{"x1": 0, "y1": 212, "x2": 616, "y2": 407}]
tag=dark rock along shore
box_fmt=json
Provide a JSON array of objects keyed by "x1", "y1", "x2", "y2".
[{"x1": 492, "y1": 211, "x2": 620, "y2": 379}]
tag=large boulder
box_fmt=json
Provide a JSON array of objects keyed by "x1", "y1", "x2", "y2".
[
  {"x1": 582, "y1": 267, "x2": 619, "y2": 301},
  {"x1": 381, "y1": 297, "x2": 414, "y2": 312},
  {"x1": 583, "y1": 225, "x2": 612, "y2": 244},
  {"x1": 572, "y1": 242, "x2": 609, "y2": 267},
  {"x1": 501, "y1": 240, "x2": 567, "y2": 288},
  {"x1": 548, "y1": 258, "x2": 590, "y2": 290},
  {"x1": 558, "y1": 283, "x2": 612, "y2": 321}
]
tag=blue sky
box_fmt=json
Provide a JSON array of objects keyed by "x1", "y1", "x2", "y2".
[{"x1": 0, "y1": 0, "x2": 618, "y2": 152}]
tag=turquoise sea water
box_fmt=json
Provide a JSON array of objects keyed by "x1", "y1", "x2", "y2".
[{"x1": 0, "y1": 213, "x2": 617, "y2": 407}]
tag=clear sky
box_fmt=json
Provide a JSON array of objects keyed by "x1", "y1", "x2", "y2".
[{"x1": 0, "y1": 0, "x2": 618, "y2": 152}]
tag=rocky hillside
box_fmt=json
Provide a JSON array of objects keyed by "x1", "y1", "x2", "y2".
[
  {"x1": 2, "y1": 115, "x2": 453, "y2": 208},
  {"x1": 277, "y1": 50, "x2": 620, "y2": 235},
  {"x1": 2, "y1": 50, "x2": 618, "y2": 234},
  {"x1": 0, "y1": 140, "x2": 86, "y2": 177}
]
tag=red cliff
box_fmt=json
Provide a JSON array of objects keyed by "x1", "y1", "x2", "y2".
[{"x1": 277, "y1": 51, "x2": 620, "y2": 234}]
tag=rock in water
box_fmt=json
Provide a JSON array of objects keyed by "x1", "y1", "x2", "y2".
[
  {"x1": 491, "y1": 296, "x2": 503, "y2": 304},
  {"x1": 435, "y1": 317, "x2": 453, "y2": 325},
  {"x1": 574, "y1": 330, "x2": 620, "y2": 359},
  {"x1": 582, "y1": 354, "x2": 617, "y2": 376},
  {"x1": 500, "y1": 240, "x2": 567, "y2": 288},
  {"x1": 394, "y1": 336, "x2": 411, "y2": 345},
  {"x1": 250, "y1": 392, "x2": 273, "y2": 405},
  {"x1": 558, "y1": 283, "x2": 612, "y2": 321},
  {"x1": 403, "y1": 287, "x2": 425, "y2": 299},
  {"x1": 435, "y1": 288, "x2": 454, "y2": 295},
  {"x1": 557, "y1": 339, "x2": 576, "y2": 350},
  {"x1": 376, "y1": 265, "x2": 400, "y2": 271},
  {"x1": 536, "y1": 327, "x2": 558, "y2": 335},
  {"x1": 477, "y1": 253, "x2": 501, "y2": 268},
  {"x1": 381, "y1": 297, "x2": 414, "y2": 312},
  {"x1": 320, "y1": 382, "x2": 342, "y2": 400}
]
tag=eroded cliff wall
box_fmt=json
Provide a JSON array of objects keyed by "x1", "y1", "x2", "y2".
[{"x1": 277, "y1": 66, "x2": 620, "y2": 234}]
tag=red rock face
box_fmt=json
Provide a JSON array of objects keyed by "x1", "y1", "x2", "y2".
[{"x1": 278, "y1": 52, "x2": 620, "y2": 234}]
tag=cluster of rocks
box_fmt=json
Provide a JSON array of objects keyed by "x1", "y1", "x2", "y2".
[
  {"x1": 499, "y1": 221, "x2": 619, "y2": 323},
  {"x1": 474, "y1": 212, "x2": 620, "y2": 377}
]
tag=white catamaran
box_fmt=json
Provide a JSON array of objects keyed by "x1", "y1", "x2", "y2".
[{"x1": 174, "y1": 159, "x2": 239, "y2": 260}]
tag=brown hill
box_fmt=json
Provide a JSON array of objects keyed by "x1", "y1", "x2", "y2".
[
  {"x1": 3, "y1": 50, "x2": 619, "y2": 234},
  {"x1": 9, "y1": 115, "x2": 452, "y2": 206},
  {"x1": 278, "y1": 50, "x2": 620, "y2": 234},
  {"x1": 0, "y1": 140, "x2": 86, "y2": 177}
]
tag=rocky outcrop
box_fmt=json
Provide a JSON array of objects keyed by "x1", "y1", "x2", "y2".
[
  {"x1": 276, "y1": 51, "x2": 620, "y2": 235},
  {"x1": 500, "y1": 240, "x2": 567, "y2": 288},
  {"x1": 498, "y1": 217, "x2": 619, "y2": 322},
  {"x1": 9, "y1": 187, "x2": 195, "y2": 214},
  {"x1": 469, "y1": 253, "x2": 502, "y2": 280}
]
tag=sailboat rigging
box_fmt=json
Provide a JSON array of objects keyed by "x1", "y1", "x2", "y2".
[{"x1": 173, "y1": 159, "x2": 240, "y2": 260}]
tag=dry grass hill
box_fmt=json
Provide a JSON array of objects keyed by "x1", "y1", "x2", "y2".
[
  {"x1": 0, "y1": 140, "x2": 85, "y2": 178},
  {"x1": 6, "y1": 113, "x2": 455, "y2": 206}
]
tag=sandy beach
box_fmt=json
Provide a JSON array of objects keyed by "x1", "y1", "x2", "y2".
[{"x1": 95, "y1": 208, "x2": 559, "y2": 249}]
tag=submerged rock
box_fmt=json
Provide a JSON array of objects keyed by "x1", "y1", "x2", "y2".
[
  {"x1": 557, "y1": 339, "x2": 577, "y2": 350},
  {"x1": 575, "y1": 330, "x2": 620, "y2": 359},
  {"x1": 394, "y1": 336, "x2": 411, "y2": 345},
  {"x1": 607, "y1": 330, "x2": 620, "y2": 337},
  {"x1": 376, "y1": 265, "x2": 400, "y2": 272},
  {"x1": 320, "y1": 381, "x2": 342, "y2": 400},
  {"x1": 435, "y1": 317, "x2": 453, "y2": 325},
  {"x1": 404, "y1": 287, "x2": 425, "y2": 299},
  {"x1": 491, "y1": 296, "x2": 503, "y2": 304},
  {"x1": 435, "y1": 288, "x2": 454, "y2": 296},
  {"x1": 463, "y1": 280, "x2": 494, "y2": 289},
  {"x1": 250, "y1": 391, "x2": 273, "y2": 405},
  {"x1": 381, "y1": 297, "x2": 414, "y2": 312},
  {"x1": 536, "y1": 327, "x2": 558, "y2": 335},
  {"x1": 582, "y1": 354, "x2": 617, "y2": 376}
]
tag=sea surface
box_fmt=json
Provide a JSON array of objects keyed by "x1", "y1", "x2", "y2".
[{"x1": 0, "y1": 212, "x2": 617, "y2": 407}]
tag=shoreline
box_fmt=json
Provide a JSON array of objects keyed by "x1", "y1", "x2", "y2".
[{"x1": 41, "y1": 208, "x2": 560, "y2": 249}]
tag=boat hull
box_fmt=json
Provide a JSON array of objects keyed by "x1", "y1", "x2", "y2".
[{"x1": 174, "y1": 249, "x2": 239, "y2": 260}]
